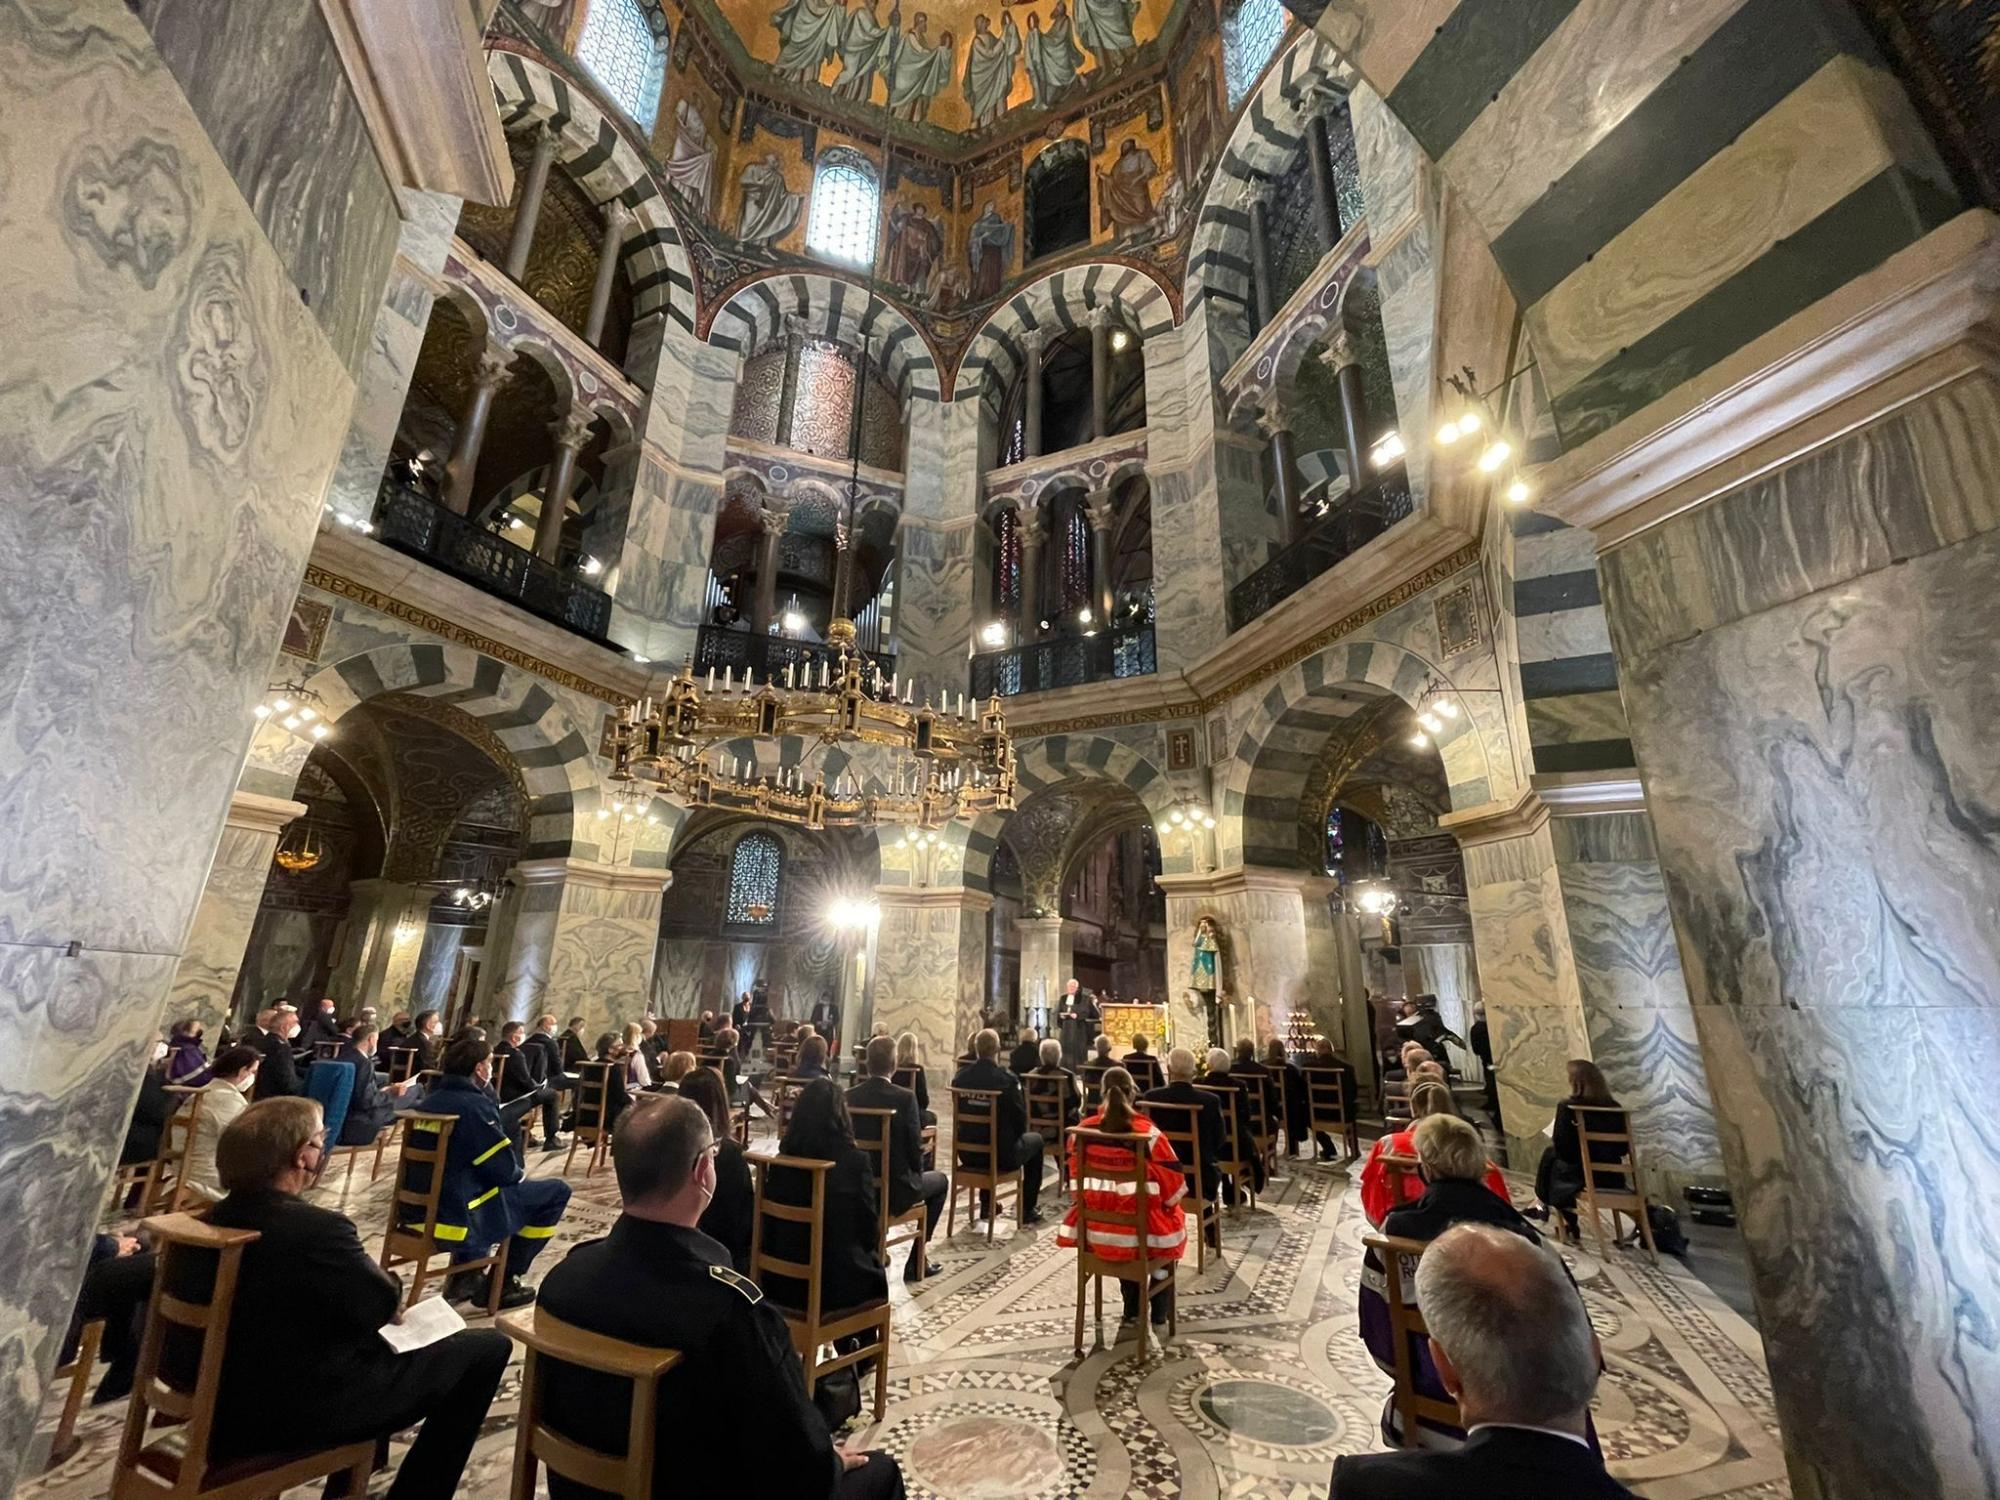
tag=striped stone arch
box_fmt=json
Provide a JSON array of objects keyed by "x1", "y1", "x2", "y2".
[
  {"x1": 1283, "y1": 0, "x2": 1958, "y2": 451},
  {"x1": 952, "y1": 733, "x2": 1178, "y2": 892},
  {"x1": 952, "y1": 263, "x2": 1179, "y2": 414},
  {"x1": 705, "y1": 273, "x2": 942, "y2": 403},
  {"x1": 1218, "y1": 639, "x2": 1495, "y2": 869},
  {"x1": 1186, "y1": 32, "x2": 1352, "y2": 372},
  {"x1": 487, "y1": 48, "x2": 697, "y2": 333},
  {"x1": 293, "y1": 644, "x2": 604, "y2": 859}
]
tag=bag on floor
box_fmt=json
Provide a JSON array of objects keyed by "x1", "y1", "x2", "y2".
[
  {"x1": 1646, "y1": 1203, "x2": 1689, "y2": 1257},
  {"x1": 813, "y1": 1360, "x2": 862, "y2": 1431}
]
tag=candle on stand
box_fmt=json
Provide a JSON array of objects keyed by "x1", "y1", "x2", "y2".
[
  {"x1": 706, "y1": 667, "x2": 715, "y2": 693},
  {"x1": 723, "y1": 666, "x2": 733, "y2": 692}
]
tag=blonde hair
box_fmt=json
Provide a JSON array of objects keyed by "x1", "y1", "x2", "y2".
[
  {"x1": 1410, "y1": 1080, "x2": 1455, "y2": 1121},
  {"x1": 1412, "y1": 1113, "x2": 1486, "y2": 1181},
  {"x1": 662, "y1": 1050, "x2": 697, "y2": 1084},
  {"x1": 895, "y1": 1031, "x2": 922, "y2": 1068},
  {"x1": 623, "y1": 1022, "x2": 644, "y2": 1049}
]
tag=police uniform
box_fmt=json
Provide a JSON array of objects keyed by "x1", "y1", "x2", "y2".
[
  {"x1": 404, "y1": 1075, "x2": 570, "y2": 1279},
  {"x1": 536, "y1": 1217, "x2": 906, "y2": 1498}
]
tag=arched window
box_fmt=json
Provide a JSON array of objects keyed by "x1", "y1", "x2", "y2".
[
  {"x1": 726, "y1": 831, "x2": 783, "y2": 925},
  {"x1": 1221, "y1": 0, "x2": 1286, "y2": 110},
  {"x1": 806, "y1": 149, "x2": 881, "y2": 267},
  {"x1": 1025, "y1": 140, "x2": 1091, "y2": 261},
  {"x1": 577, "y1": 0, "x2": 668, "y2": 131}
]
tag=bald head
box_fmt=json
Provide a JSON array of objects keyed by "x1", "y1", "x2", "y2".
[
  {"x1": 1166, "y1": 1047, "x2": 1196, "y2": 1082},
  {"x1": 1416, "y1": 1224, "x2": 1600, "y2": 1429}
]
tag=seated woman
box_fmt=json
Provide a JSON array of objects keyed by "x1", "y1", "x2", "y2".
[
  {"x1": 1057, "y1": 1067, "x2": 1187, "y2": 1326},
  {"x1": 1534, "y1": 1058, "x2": 1630, "y2": 1237},
  {"x1": 174, "y1": 1045, "x2": 262, "y2": 1203},
  {"x1": 680, "y1": 1067, "x2": 754, "y2": 1273},
  {"x1": 657, "y1": 1050, "x2": 697, "y2": 1093},
  {"x1": 1359, "y1": 1114, "x2": 1543, "y2": 1448},
  {"x1": 893, "y1": 1030, "x2": 933, "y2": 1123},
  {"x1": 1359, "y1": 1081, "x2": 1510, "y2": 1226},
  {"x1": 622, "y1": 1022, "x2": 654, "y2": 1091},
  {"x1": 164, "y1": 1019, "x2": 211, "y2": 1085},
  {"x1": 588, "y1": 1031, "x2": 635, "y2": 1134},
  {"x1": 763, "y1": 1079, "x2": 888, "y2": 1318}
]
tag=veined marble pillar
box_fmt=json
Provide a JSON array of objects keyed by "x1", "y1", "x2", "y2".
[
  {"x1": 1084, "y1": 487, "x2": 1116, "y2": 625},
  {"x1": 1258, "y1": 406, "x2": 1303, "y2": 545},
  {"x1": 502, "y1": 123, "x2": 557, "y2": 281},
  {"x1": 165, "y1": 792, "x2": 305, "y2": 1032},
  {"x1": 1088, "y1": 305, "x2": 1112, "y2": 441},
  {"x1": 1246, "y1": 191, "x2": 1276, "y2": 334},
  {"x1": 1306, "y1": 113, "x2": 1342, "y2": 250},
  {"x1": 583, "y1": 201, "x2": 631, "y2": 350},
  {"x1": 872, "y1": 886, "x2": 990, "y2": 1085},
  {"x1": 328, "y1": 879, "x2": 432, "y2": 1014},
  {"x1": 443, "y1": 345, "x2": 513, "y2": 515},
  {"x1": 1022, "y1": 329, "x2": 1046, "y2": 458},
  {"x1": 486, "y1": 858, "x2": 668, "y2": 1040},
  {"x1": 1595, "y1": 346, "x2": 2000, "y2": 1499},
  {"x1": 1015, "y1": 914, "x2": 1074, "y2": 1029},
  {"x1": 1440, "y1": 795, "x2": 1591, "y2": 1167},
  {"x1": 752, "y1": 502, "x2": 788, "y2": 634},
  {"x1": 1158, "y1": 868, "x2": 1341, "y2": 1055},
  {"x1": 533, "y1": 406, "x2": 595, "y2": 563}
]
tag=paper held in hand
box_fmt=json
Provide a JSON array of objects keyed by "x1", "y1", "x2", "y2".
[{"x1": 380, "y1": 1295, "x2": 467, "y2": 1354}]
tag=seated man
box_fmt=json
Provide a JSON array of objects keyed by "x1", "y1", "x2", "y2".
[
  {"x1": 1124, "y1": 1034, "x2": 1164, "y2": 1091},
  {"x1": 1202, "y1": 1046, "x2": 1266, "y2": 1201},
  {"x1": 378, "y1": 1010, "x2": 414, "y2": 1058},
  {"x1": 166, "y1": 1098, "x2": 509, "y2": 1497},
  {"x1": 1304, "y1": 1037, "x2": 1361, "y2": 1160},
  {"x1": 1333, "y1": 1223, "x2": 1632, "y2": 1498},
  {"x1": 249, "y1": 1006, "x2": 302, "y2": 1100},
  {"x1": 523, "y1": 1012, "x2": 576, "y2": 1094},
  {"x1": 950, "y1": 1028, "x2": 1045, "y2": 1226},
  {"x1": 494, "y1": 1020, "x2": 561, "y2": 1151},
  {"x1": 1008, "y1": 1026, "x2": 1041, "y2": 1078},
  {"x1": 847, "y1": 1036, "x2": 946, "y2": 1280},
  {"x1": 1226, "y1": 1035, "x2": 1281, "y2": 1141},
  {"x1": 1140, "y1": 1047, "x2": 1224, "y2": 1246},
  {"x1": 336, "y1": 1026, "x2": 420, "y2": 1146},
  {"x1": 793, "y1": 1033, "x2": 831, "y2": 1080},
  {"x1": 1263, "y1": 1037, "x2": 1309, "y2": 1155},
  {"x1": 536, "y1": 1097, "x2": 907, "y2": 1498},
  {"x1": 61, "y1": 1230, "x2": 155, "y2": 1417},
  {"x1": 1026, "y1": 1039, "x2": 1081, "y2": 1129},
  {"x1": 556, "y1": 1015, "x2": 591, "y2": 1073},
  {"x1": 408, "y1": 1038, "x2": 572, "y2": 1309}
]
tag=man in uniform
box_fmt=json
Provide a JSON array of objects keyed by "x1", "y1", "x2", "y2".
[
  {"x1": 537, "y1": 1096, "x2": 906, "y2": 1497},
  {"x1": 405, "y1": 1037, "x2": 571, "y2": 1308}
]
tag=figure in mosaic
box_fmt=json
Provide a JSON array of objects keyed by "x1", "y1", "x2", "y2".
[
  {"x1": 885, "y1": 11, "x2": 954, "y2": 122},
  {"x1": 831, "y1": 0, "x2": 895, "y2": 100},
  {"x1": 966, "y1": 200, "x2": 1014, "y2": 298},
  {"x1": 1073, "y1": 0, "x2": 1140, "y2": 66},
  {"x1": 961, "y1": 11, "x2": 1021, "y2": 128},
  {"x1": 1023, "y1": 1, "x2": 1083, "y2": 106},
  {"x1": 1097, "y1": 135, "x2": 1158, "y2": 230},
  {"x1": 772, "y1": 0, "x2": 846, "y2": 82},
  {"x1": 737, "y1": 152, "x2": 805, "y2": 244}
]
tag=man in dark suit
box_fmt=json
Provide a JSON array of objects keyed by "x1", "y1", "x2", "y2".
[
  {"x1": 1330, "y1": 1223, "x2": 1634, "y2": 1499},
  {"x1": 950, "y1": 1028, "x2": 1044, "y2": 1225},
  {"x1": 523, "y1": 1013, "x2": 571, "y2": 1088},
  {"x1": 1199, "y1": 1046, "x2": 1265, "y2": 1202},
  {"x1": 848, "y1": 1037, "x2": 946, "y2": 1280},
  {"x1": 809, "y1": 991, "x2": 839, "y2": 1053},
  {"x1": 1226, "y1": 1036, "x2": 1281, "y2": 1157},
  {"x1": 1141, "y1": 1046, "x2": 1224, "y2": 1245},
  {"x1": 378, "y1": 1010, "x2": 414, "y2": 1058},
  {"x1": 535, "y1": 1097, "x2": 906, "y2": 1498},
  {"x1": 1056, "y1": 980, "x2": 1096, "y2": 1065},
  {"x1": 495, "y1": 1020, "x2": 562, "y2": 1151},
  {"x1": 249, "y1": 1006, "x2": 302, "y2": 1100},
  {"x1": 165, "y1": 1096, "x2": 509, "y2": 1496},
  {"x1": 1007, "y1": 1026, "x2": 1041, "y2": 1078},
  {"x1": 556, "y1": 1014, "x2": 590, "y2": 1073},
  {"x1": 335, "y1": 1026, "x2": 420, "y2": 1145},
  {"x1": 296, "y1": 996, "x2": 343, "y2": 1053}
]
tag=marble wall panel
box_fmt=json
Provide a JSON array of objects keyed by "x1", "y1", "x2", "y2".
[
  {"x1": 541, "y1": 872, "x2": 667, "y2": 1038},
  {"x1": 165, "y1": 812, "x2": 300, "y2": 1032},
  {"x1": 611, "y1": 464, "x2": 720, "y2": 663},
  {"x1": 409, "y1": 919, "x2": 472, "y2": 1013},
  {"x1": 1015, "y1": 916, "x2": 1070, "y2": 1027},
  {"x1": 893, "y1": 519, "x2": 976, "y2": 703},
  {"x1": 1150, "y1": 464, "x2": 1231, "y2": 672},
  {"x1": 650, "y1": 938, "x2": 708, "y2": 1019},
  {"x1": 1402, "y1": 941, "x2": 1482, "y2": 1081},
  {"x1": 1603, "y1": 379, "x2": 2000, "y2": 1499},
  {"x1": 1352, "y1": 84, "x2": 1434, "y2": 505},
  {"x1": 380, "y1": 912, "x2": 430, "y2": 1016},
  {"x1": 871, "y1": 893, "x2": 989, "y2": 1086},
  {"x1": 326, "y1": 881, "x2": 430, "y2": 1012},
  {"x1": 0, "y1": 4, "x2": 371, "y2": 1472}
]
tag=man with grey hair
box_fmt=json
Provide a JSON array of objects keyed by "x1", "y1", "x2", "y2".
[
  {"x1": 1201, "y1": 1044, "x2": 1265, "y2": 1202},
  {"x1": 1333, "y1": 1224, "x2": 1632, "y2": 1497},
  {"x1": 1140, "y1": 1046, "x2": 1223, "y2": 1243},
  {"x1": 1027, "y1": 1037, "x2": 1080, "y2": 1131}
]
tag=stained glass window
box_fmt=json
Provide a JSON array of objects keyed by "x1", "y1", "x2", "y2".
[
  {"x1": 993, "y1": 504, "x2": 1021, "y2": 615},
  {"x1": 1057, "y1": 492, "x2": 1089, "y2": 614},
  {"x1": 789, "y1": 341, "x2": 858, "y2": 458},
  {"x1": 1222, "y1": 0, "x2": 1286, "y2": 110},
  {"x1": 726, "y1": 831, "x2": 782, "y2": 924},
  {"x1": 807, "y1": 150, "x2": 881, "y2": 267}
]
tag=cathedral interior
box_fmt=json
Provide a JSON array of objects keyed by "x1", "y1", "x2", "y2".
[{"x1": 4, "y1": 0, "x2": 2000, "y2": 1495}]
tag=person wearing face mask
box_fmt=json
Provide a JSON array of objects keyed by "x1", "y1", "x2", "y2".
[
  {"x1": 337, "y1": 1025, "x2": 424, "y2": 1145},
  {"x1": 174, "y1": 1044, "x2": 263, "y2": 1202},
  {"x1": 119, "y1": 1031, "x2": 176, "y2": 1169},
  {"x1": 399, "y1": 1037, "x2": 571, "y2": 1309},
  {"x1": 250, "y1": 1005, "x2": 304, "y2": 1099}
]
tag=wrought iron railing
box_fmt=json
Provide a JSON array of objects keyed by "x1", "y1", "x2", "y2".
[
  {"x1": 970, "y1": 624, "x2": 1157, "y2": 699},
  {"x1": 1227, "y1": 470, "x2": 1415, "y2": 631},
  {"x1": 693, "y1": 624, "x2": 893, "y2": 685},
  {"x1": 373, "y1": 481, "x2": 614, "y2": 641}
]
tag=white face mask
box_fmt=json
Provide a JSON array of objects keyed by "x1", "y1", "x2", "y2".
[
  {"x1": 236, "y1": 1073, "x2": 258, "y2": 1094},
  {"x1": 152, "y1": 1041, "x2": 169, "y2": 1063}
]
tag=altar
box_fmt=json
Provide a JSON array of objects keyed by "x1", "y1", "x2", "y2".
[{"x1": 1100, "y1": 1002, "x2": 1171, "y2": 1054}]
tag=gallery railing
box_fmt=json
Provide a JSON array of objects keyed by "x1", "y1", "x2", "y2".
[
  {"x1": 970, "y1": 624, "x2": 1157, "y2": 699},
  {"x1": 1227, "y1": 470, "x2": 1415, "y2": 631},
  {"x1": 372, "y1": 480, "x2": 614, "y2": 642},
  {"x1": 692, "y1": 624, "x2": 894, "y2": 685}
]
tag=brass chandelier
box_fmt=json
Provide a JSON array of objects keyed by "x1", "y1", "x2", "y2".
[{"x1": 606, "y1": 619, "x2": 1018, "y2": 832}]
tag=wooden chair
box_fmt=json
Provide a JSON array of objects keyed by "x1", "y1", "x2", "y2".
[
  {"x1": 111, "y1": 1214, "x2": 376, "y2": 1498},
  {"x1": 1379, "y1": 1152, "x2": 1422, "y2": 1216},
  {"x1": 1302, "y1": 1064, "x2": 1359, "y2": 1160},
  {"x1": 499, "y1": 1304, "x2": 679, "y2": 1499},
  {"x1": 313, "y1": 1040, "x2": 344, "y2": 1062},
  {"x1": 1023, "y1": 1073, "x2": 1074, "y2": 1195},
  {"x1": 849, "y1": 1106, "x2": 927, "y2": 1274},
  {"x1": 1143, "y1": 1100, "x2": 1219, "y2": 1271},
  {"x1": 1078, "y1": 1062, "x2": 1111, "y2": 1113},
  {"x1": 110, "y1": 1088, "x2": 203, "y2": 1221},
  {"x1": 1124, "y1": 1052, "x2": 1164, "y2": 1092},
  {"x1": 663, "y1": 1017, "x2": 702, "y2": 1055},
  {"x1": 44, "y1": 1318, "x2": 103, "y2": 1470},
  {"x1": 946, "y1": 1087, "x2": 1022, "y2": 1242},
  {"x1": 767, "y1": 1074, "x2": 801, "y2": 1135},
  {"x1": 1383, "y1": 1078, "x2": 1411, "y2": 1119},
  {"x1": 325, "y1": 1123, "x2": 395, "y2": 1189},
  {"x1": 379, "y1": 1113, "x2": 506, "y2": 1318},
  {"x1": 1069, "y1": 1127, "x2": 1177, "y2": 1359},
  {"x1": 564, "y1": 1061, "x2": 616, "y2": 1178},
  {"x1": 748, "y1": 1156, "x2": 893, "y2": 1420},
  {"x1": 1241, "y1": 1080, "x2": 1277, "y2": 1178},
  {"x1": 1362, "y1": 1233, "x2": 1462, "y2": 1448},
  {"x1": 1573, "y1": 1104, "x2": 1659, "y2": 1263},
  {"x1": 1196, "y1": 1083, "x2": 1256, "y2": 1213},
  {"x1": 384, "y1": 1047, "x2": 421, "y2": 1085}
]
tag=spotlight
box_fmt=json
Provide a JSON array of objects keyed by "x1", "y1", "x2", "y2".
[
  {"x1": 580, "y1": 555, "x2": 604, "y2": 576},
  {"x1": 1419, "y1": 711, "x2": 1442, "y2": 734},
  {"x1": 298, "y1": 707, "x2": 317, "y2": 722},
  {"x1": 1201, "y1": 814, "x2": 1216, "y2": 829},
  {"x1": 253, "y1": 704, "x2": 272, "y2": 719},
  {"x1": 1505, "y1": 477, "x2": 1532, "y2": 505},
  {"x1": 272, "y1": 698, "x2": 292, "y2": 713},
  {"x1": 1078, "y1": 608, "x2": 1092, "y2": 625},
  {"x1": 280, "y1": 714, "x2": 301, "y2": 731},
  {"x1": 1436, "y1": 418, "x2": 1462, "y2": 446},
  {"x1": 1370, "y1": 431, "x2": 1406, "y2": 468},
  {"x1": 1457, "y1": 410, "x2": 1482, "y2": 435},
  {"x1": 507, "y1": 515, "x2": 524, "y2": 531},
  {"x1": 1435, "y1": 698, "x2": 1459, "y2": 719},
  {"x1": 1476, "y1": 440, "x2": 1512, "y2": 473},
  {"x1": 1110, "y1": 329, "x2": 1131, "y2": 352},
  {"x1": 311, "y1": 724, "x2": 330, "y2": 740},
  {"x1": 632, "y1": 653, "x2": 652, "y2": 664},
  {"x1": 979, "y1": 620, "x2": 1009, "y2": 649},
  {"x1": 1411, "y1": 730, "x2": 1430, "y2": 748},
  {"x1": 782, "y1": 609, "x2": 806, "y2": 633}
]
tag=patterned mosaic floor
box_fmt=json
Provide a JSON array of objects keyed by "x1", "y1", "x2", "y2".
[{"x1": 26, "y1": 1127, "x2": 1790, "y2": 1498}]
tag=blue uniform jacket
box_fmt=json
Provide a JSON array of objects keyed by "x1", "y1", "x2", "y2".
[{"x1": 408, "y1": 1076, "x2": 525, "y2": 1248}]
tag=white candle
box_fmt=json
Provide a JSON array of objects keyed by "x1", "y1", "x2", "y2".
[
  {"x1": 724, "y1": 666, "x2": 733, "y2": 692},
  {"x1": 706, "y1": 668, "x2": 715, "y2": 693}
]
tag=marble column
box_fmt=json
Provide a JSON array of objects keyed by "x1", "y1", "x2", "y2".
[
  {"x1": 533, "y1": 406, "x2": 596, "y2": 563},
  {"x1": 1158, "y1": 868, "x2": 1342, "y2": 1055},
  {"x1": 502, "y1": 123, "x2": 557, "y2": 281},
  {"x1": 1022, "y1": 329, "x2": 1046, "y2": 458},
  {"x1": 165, "y1": 792, "x2": 305, "y2": 1033},
  {"x1": 1307, "y1": 113, "x2": 1342, "y2": 250},
  {"x1": 1015, "y1": 914, "x2": 1074, "y2": 1029},
  {"x1": 443, "y1": 345, "x2": 513, "y2": 515},
  {"x1": 873, "y1": 887, "x2": 991, "y2": 1087},
  {"x1": 1084, "y1": 487, "x2": 1117, "y2": 625},
  {"x1": 1258, "y1": 405, "x2": 1303, "y2": 545},
  {"x1": 1017, "y1": 499, "x2": 1046, "y2": 638},
  {"x1": 752, "y1": 502, "x2": 788, "y2": 634},
  {"x1": 1088, "y1": 305, "x2": 1113, "y2": 441},
  {"x1": 583, "y1": 200, "x2": 631, "y2": 350},
  {"x1": 327, "y1": 879, "x2": 432, "y2": 1014},
  {"x1": 1439, "y1": 794, "x2": 1592, "y2": 1168},
  {"x1": 1246, "y1": 190, "x2": 1276, "y2": 334},
  {"x1": 487, "y1": 858, "x2": 668, "y2": 1039},
  {"x1": 1317, "y1": 331, "x2": 1369, "y2": 495},
  {"x1": 0, "y1": 6, "x2": 373, "y2": 1476},
  {"x1": 1596, "y1": 366, "x2": 2000, "y2": 1500},
  {"x1": 776, "y1": 314, "x2": 807, "y2": 446}
]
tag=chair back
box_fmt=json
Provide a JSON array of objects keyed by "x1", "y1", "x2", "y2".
[
  {"x1": 1195, "y1": 1083, "x2": 1248, "y2": 1172},
  {"x1": 1240, "y1": 1076, "x2": 1273, "y2": 1159},
  {"x1": 1362, "y1": 1233, "x2": 1462, "y2": 1445},
  {"x1": 891, "y1": 1065, "x2": 923, "y2": 1096},
  {"x1": 847, "y1": 1107, "x2": 909, "y2": 1259},
  {"x1": 388, "y1": 1112, "x2": 458, "y2": 1247},
  {"x1": 1383, "y1": 1078, "x2": 1411, "y2": 1117},
  {"x1": 1023, "y1": 1072, "x2": 1069, "y2": 1143},
  {"x1": 1068, "y1": 1127, "x2": 1155, "y2": 1275},
  {"x1": 153, "y1": 1089, "x2": 207, "y2": 1215},
  {"x1": 1301, "y1": 1064, "x2": 1352, "y2": 1129},
  {"x1": 117, "y1": 1213, "x2": 261, "y2": 1480},
  {"x1": 1143, "y1": 1100, "x2": 1203, "y2": 1189},
  {"x1": 768, "y1": 1074, "x2": 801, "y2": 1133},
  {"x1": 1078, "y1": 1062, "x2": 1110, "y2": 1112},
  {"x1": 948, "y1": 1088, "x2": 1004, "y2": 1181},
  {"x1": 303, "y1": 1058, "x2": 356, "y2": 1149},
  {"x1": 747, "y1": 1154, "x2": 831, "y2": 1336},
  {"x1": 1379, "y1": 1151, "x2": 1422, "y2": 1211},
  {"x1": 574, "y1": 1061, "x2": 615, "y2": 1141},
  {"x1": 499, "y1": 1305, "x2": 679, "y2": 1499},
  {"x1": 663, "y1": 1018, "x2": 701, "y2": 1054},
  {"x1": 1268, "y1": 1064, "x2": 1293, "y2": 1134},
  {"x1": 1124, "y1": 1053, "x2": 1163, "y2": 1092},
  {"x1": 384, "y1": 1046, "x2": 420, "y2": 1084},
  {"x1": 1573, "y1": 1104, "x2": 1642, "y2": 1202},
  {"x1": 313, "y1": 1040, "x2": 344, "y2": 1061}
]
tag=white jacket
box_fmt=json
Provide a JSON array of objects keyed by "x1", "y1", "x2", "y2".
[{"x1": 177, "y1": 1078, "x2": 250, "y2": 1203}]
